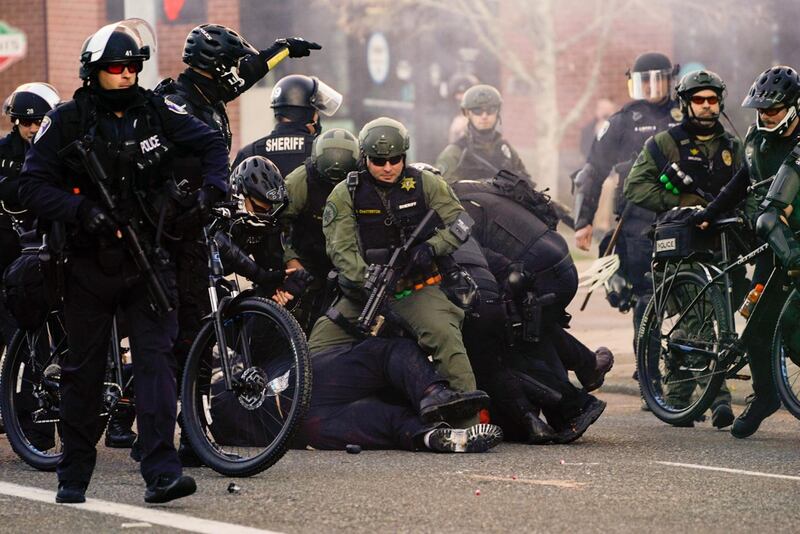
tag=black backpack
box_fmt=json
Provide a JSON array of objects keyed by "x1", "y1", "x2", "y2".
[
  {"x1": 2, "y1": 228, "x2": 64, "y2": 331},
  {"x1": 491, "y1": 170, "x2": 560, "y2": 230}
]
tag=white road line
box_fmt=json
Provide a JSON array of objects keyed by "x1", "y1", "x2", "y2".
[
  {"x1": 656, "y1": 461, "x2": 800, "y2": 482},
  {"x1": 0, "y1": 481, "x2": 283, "y2": 534}
]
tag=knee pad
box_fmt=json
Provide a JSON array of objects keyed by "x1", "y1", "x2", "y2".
[{"x1": 756, "y1": 207, "x2": 781, "y2": 241}]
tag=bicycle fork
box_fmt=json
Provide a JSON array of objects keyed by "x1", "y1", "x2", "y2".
[{"x1": 206, "y1": 230, "x2": 253, "y2": 392}]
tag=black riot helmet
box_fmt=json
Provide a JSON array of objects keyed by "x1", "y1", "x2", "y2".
[
  {"x1": 79, "y1": 19, "x2": 154, "y2": 80},
  {"x1": 627, "y1": 52, "x2": 678, "y2": 101},
  {"x1": 231, "y1": 156, "x2": 288, "y2": 224},
  {"x1": 270, "y1": 75, "x2": 342, "y2": 131},
  {"x1": 742, "y1": 66, "x2": 800, "y2": 136},
  {"x1": 4, "y1": 83, "x2": 60, "y2": 120},
  {"x1": 675, "y1": 70, "x2": 726, "y2": 124},
  {"x1": 183, "y1": 24, "x2": 258, "y2": 98},
  {"x1": 311, "y1": 128, "x2": 359, "y2": 183}
]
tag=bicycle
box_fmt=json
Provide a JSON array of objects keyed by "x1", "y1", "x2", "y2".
[
  {"x1": 180, "y1": 204, "x2": 311, "y2": 477},
  {"x1": 0, "y1": 308, "x2": 131, "y2": 471},
  {"x1": 636, "y1": 211, "x2": 793, "y2": 426}
]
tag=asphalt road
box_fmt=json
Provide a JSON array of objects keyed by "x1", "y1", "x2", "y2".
[{"x1": 1, "y1": 391, "x2": 799, "y2": 534}]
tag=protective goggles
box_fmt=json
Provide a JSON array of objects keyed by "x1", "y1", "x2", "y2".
[
  {"x1": 369, "y1": 155, "x2": 404, "y2": 166},
  {"x1": 689, "y1": 95, "x2": 719, "y2": 105},
  {"x1": 101, "y1": 61, "x2": 143, "y2": 75},
  {"x1": 14, "y1": 118, "x2": 43, "y2": 127},
  {"x1": 758, "y1": 106, "x2": 787, "y2": 117},
  {"x1": 468, "y1": 106, "x2": 499, "y2": 116}
]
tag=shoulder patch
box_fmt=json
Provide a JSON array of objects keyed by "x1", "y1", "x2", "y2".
[
  {"x1": 596, "y1": 120, "x2": 610, "y2": 141},
  {"x1": 501, "y1": 143, "x2": 512, "y2": 159},
  {"x1": 670, "y1": 107, "x2": 684, "y2": 122},
  {"x1": 33, "y1": 116, "x2": 51, "y2": 144},
  {"x1": 164, "y1": 95, "x2": 188, "y2": 115},
  {"x1": 322, "y1": 201, "x2": 337, "y2": 226}
]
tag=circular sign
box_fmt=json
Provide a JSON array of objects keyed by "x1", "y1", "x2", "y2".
[{"x1": 367, "y1": 32, "x2": 390, "y2": 85}]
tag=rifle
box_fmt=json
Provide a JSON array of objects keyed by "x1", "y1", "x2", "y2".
[
  {"x1": 63, "y1": 136, "x2": 174, "y2": 315},
  {"x1": 356, "y1": 209, "x2": 437, "y2": 334}
]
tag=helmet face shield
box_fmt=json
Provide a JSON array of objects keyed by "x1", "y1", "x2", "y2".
[
  {"x1": 629, "y1": 70, "x2": 671, "y2": 101},
  {"x1": 82, "y1": 18, "x2": 156, "y2": 65},
  {"x1": 310, "y1": 78, "x2": 342, "y2": 117},
  {"x1": 6, "y1": 83, "x2": 60, "y2": 118}
]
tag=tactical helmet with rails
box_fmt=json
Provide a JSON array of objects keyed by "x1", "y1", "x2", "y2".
[
  {"x1": 460, "y1": 84, "x2": 502, "y2": 111},
  {"x1": 4, "y1": 83, "x2": 60, "y2": 120},
  {"x1": 311, "y1": 128, "x2": 359, "y2": 183},
  {"x1": 358, "y1": 117, "x2": 410, "y2": 159},
  {"x1": 231, "y1": 156, "x2": 288, "y2": 223},
  {"x1": 183, "y1": 24, "x2": 257, "y2": 97},
  {"x1": 742, "y1": 65, "x2": 800, "y2": 136},
  {"x1": 676, "y1": 70, "x2": 726, "y2": 120},
  {"x1": 79, "y1": 19, "x2": 154, "y2": 80}
]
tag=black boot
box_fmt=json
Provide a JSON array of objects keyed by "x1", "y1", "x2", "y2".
[
  {"x1": 553, "y1": 396, "x2": 606, "y2": 444},
  {"x1": 56, "y1": 481, "x2": 87, "y2": 504},
  {"x1": 178, "y1": 433, "x2": 204, "y2": 468},
  {"x1": 418, "y1": 385, "x2": 489, "y2": 424},
  {"x1": 523, "y1": 412, "x2": 556, "y2": 444},
  {"x1": 144, "y1": 474, "x2": 196, "y2": 504},
  {"x1": 711, "y1": 401, "x2": 734, "y2": 429},
  {"x1": 731, "y1": 395, "x2": 780, "y2": 438},
  {"x1": 105, "y1": 403, "x2": 137, "y2": 448}
]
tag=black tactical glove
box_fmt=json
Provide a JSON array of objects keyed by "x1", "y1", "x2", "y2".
[
  {"x1": 408, "y1": 242, "x2": 435, "y2": 272},
  {"x1": 77, "y1": 200, "x2": 118, "y2": 236},
  {"x1": 256, "y1": 268, "x2": 286, "y2": 287},
  {"x1": 688, "y1": 205, "x2": 717, "y2": 227},
  {"x1": 276, "y1": 37, "x2": 321, "y2": 58},
  {"x1": 196, "y1": 185, "x2": 226, "y2": 221},
  {"x1": 281, "y1": 269, "x2": 314, "y2": 298}
]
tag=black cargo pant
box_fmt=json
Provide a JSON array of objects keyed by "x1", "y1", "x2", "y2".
[
  {"x1": 174, "y1": 236, "x2": 209, "y2": 374},
  {"x1": 296, "y1": 337, "x2": 444, "y2": 451},
  {"x1": 58, "y1": 255, "x2": 181, "y2": 486}
]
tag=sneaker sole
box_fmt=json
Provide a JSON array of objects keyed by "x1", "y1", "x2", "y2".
[{"x1": 465, "y1": 424, "x2": 503, "y2": 452}]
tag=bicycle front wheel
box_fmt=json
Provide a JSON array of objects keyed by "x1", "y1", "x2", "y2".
[
  {"x1": 181, "y1": 297, "x2": 311, "y2": 477},
  {"x1": 637, "y1": 268, "x2": 729, "y2": 425},
  {"x1": 771, "y1": 289, "x2": 800, "y2": 420},
  {"x1": 0, "y1": 322, "x2": 66, "y2": 471}
]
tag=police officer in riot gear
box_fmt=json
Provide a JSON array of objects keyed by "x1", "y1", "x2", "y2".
[
  {"x1": 625, "y1": 70, "x2": 744, "y2": 428},
  {"x1": 281, "y1": 128, "x2": 360, "y2": 330},
  {"x1": 0, "y1": 83, "x2": 61, "y2": 346},
  {"x1": 435, "y1": 84, "x2": 528, "y2": 183},
  {"x1": 309, "y1": 117, "x2": 488, "y2": 425},
  {"x1": 216, "y1": 156, "x2": 314, "y2": 302},
  {"x1": 451, "y1": 175, "x2": 611, "y2": 443},
  {"x1": 691, "y1": 66, "x2": 800, "y2": 437},
  {"x1": 18, "y1": 20, "x2": 230, "y2": 504},
  {"x1": 151, "y1": 24, "x2": 320, "y2": 465},
  {"x1": 573, "y1": 52, "x2": 682, "y2": 342},
  {"x1": 232, "y1": 74, "x2": 343, "y2": 176}
]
